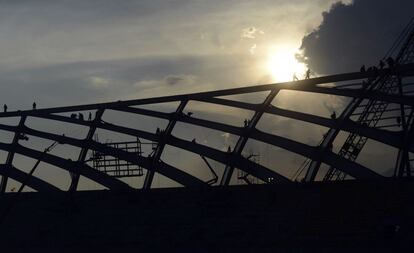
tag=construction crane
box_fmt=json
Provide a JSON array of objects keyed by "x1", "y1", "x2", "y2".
[
  {"x1": 294, "y1": 18, "x2": 414, "y2": 182},
  {"x1": 323, "y1": 18, "x2": 414, "y2": 181}
]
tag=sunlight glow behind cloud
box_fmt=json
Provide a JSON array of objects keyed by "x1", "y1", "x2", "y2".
[{"x1": 266, "y1": 46, "x2": 307, "y2": 82}]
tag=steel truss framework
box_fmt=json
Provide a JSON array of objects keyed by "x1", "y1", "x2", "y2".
[{"x1": 0, "y1": 64, "x2": 413, "y2": 192}]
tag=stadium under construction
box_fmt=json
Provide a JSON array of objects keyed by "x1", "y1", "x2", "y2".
[{"x1": 0, "y1": 17, "x2": 414, "y2": 252}]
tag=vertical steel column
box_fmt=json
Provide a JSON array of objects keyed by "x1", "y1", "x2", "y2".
[
  {"x1": 0, "y1": 116, "x2": 26, "y2": 193},
  {"x1": 69, "y1": 109, "x2": 104, "y2": 192},
  {"x1": 395, "y1": 76, "x2": 412, "y2": 177},
  {"x1": 143, "y1": 100, "x2": 187, "y2": 189},
  {"x1": 220, "y1": 89, "x2": 278, "y2": 186}
]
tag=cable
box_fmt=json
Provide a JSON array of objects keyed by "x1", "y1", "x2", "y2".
[{"x1": 383, "y1": 16, "x2": 414, "y2": 59}]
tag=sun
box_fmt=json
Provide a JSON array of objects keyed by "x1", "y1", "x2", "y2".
[{"x1": 266, "y1": 46, "x2": 307, "y2": 82}]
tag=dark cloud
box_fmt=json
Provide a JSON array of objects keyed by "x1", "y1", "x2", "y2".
[
  {"x1": 165, "y1": 76, "x2": 184, "y2": 86},
  {"x1": 164, "y1": 75, "x2": 195, "y2": 86},
  {"x1": 300, "y1": 0, "x2": 414, "y2": 74}
]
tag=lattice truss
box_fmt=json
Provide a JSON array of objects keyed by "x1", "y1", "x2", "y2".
[{"x1": 0, "y1": 64, "x2": 413, "y2": 192}]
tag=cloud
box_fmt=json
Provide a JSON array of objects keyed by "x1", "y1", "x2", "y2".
[
  {"x1": 132, "y1": 74, "x2": 197, "y2": 97},
  {"x1": 249, "y1": 44, "x2": 257, "y2": 55},
  {"x1": 88, "y1": 76, "x2": 110, "y2": 88},
  {"x1": 1, "y1": 0, "x2": 387, "y2": 189},
  {"x1": 300, "y1": 0, "x2": 414, "y2": 74},
  {"x1": 165, "y1": 75, "x2": 196, "y2": 86},
  {"x1": 0, "y1": 53, "x2": 266, "y2": 109},
  {"x1": 133, "y1": 74, "x2": 196, "y2": 89},
  {"x1": 0, "y1": 0, "x2": 341, "y2": 70},
  {"x1": 241, "y1": 27, "x2": 265, "y2": 39}
]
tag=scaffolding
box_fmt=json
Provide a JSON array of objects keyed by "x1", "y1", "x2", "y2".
[{"x1": 89, "y1": 137, "x2": 156, "y2": 178}]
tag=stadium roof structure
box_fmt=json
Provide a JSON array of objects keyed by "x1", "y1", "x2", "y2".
[{"x1": 0, "y1": 63, "x2": 413, "y2": 193}]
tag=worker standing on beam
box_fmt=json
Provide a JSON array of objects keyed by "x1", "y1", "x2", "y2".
[{"x1": 305, "y1": 69, "x2": 311, "y2": 79}]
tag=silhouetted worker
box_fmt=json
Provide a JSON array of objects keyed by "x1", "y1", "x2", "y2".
[
  {"x1": 386, "y1": 57, "x2": 395, "y2": 68},
  {"x1": 379, "y1": 60, "x2": 385, "y2": 69},
  {"x1": 3, "y1": 104, "x2": 7, "y2": 112},
  {"x1": 372, "y1": 66, "x2": 379, "y2": 77},
  {"x1": 18, "y1": 133, "x2": 29, "y2": 141},
  {"x1": 292, "y1": 73, "x2": 299, "y2": 81},
  {"x1": 330, "y1": 111, "x2": 337, "y2": 120},
  {"x1": 360, "y1": 65, "x2": 366, "y2": 73},
  {"x1": 227, "y1": 146, "x2": 232, "y2": 153},
  {"x1": 187, "y1": 112, "x2": 193, "y2": 117},
  {"x1": 70, "y1": 113, "x2": 77, "y2": 119},
  {"x1": 366, "y1": 67, "x2": 374, "y2": 82},
  {"x1": 396, "y1": 116, "x2": 401, "y2": 127},
  {"x1": 32, "y1": 102, "x2": 36, "y2": 110},
  {"x1": 88, "y1": 112, "x2": 92, "y2": 121},
  {"x1": 156, "y1": 127, "x2": 160, "y2": 135},
  {"x1": 59, "y1": 134, "x2": 66, "y2": 144},
  {"x1": 78, "y1": 113, "x2": 84, "y2": 121},
  {"x1": 305, "y1": 69, "x2": 311, "y2": 79},
  {"x1": 244, "y1": 119, "x2": 248, "y2": 127}
]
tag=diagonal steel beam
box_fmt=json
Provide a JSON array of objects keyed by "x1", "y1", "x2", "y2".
[
  {"x1": 0, "y1": 121, "x2": 288, "y2": 185},
  {"x1": 0, "y1": 164, "x2": 60, "y2": 192},
  {"x1": 185, "y1": 97, "x2": 405, "y2": 150},
  {"x1": 0, "y1": 64, "x2": 413, "y2": 120},
  {"x1": 143, "y1": 101, "x2": 187, "y2": 189},
  {"x1": 220, "y1": 90, "x2": 278, "y2": 185},
  {"x1": 2, "y1": 124, "x2": 204, "y2": 187},
  {"x1": 395, "y1": 108, "x2": 414, "y2": 177},
  {"x1": 0, "y1": 142, "x2": 132, "y2": 191},
  {"x1": 166, "y1": 135, "x2": 291, "y2": 183},
  {"x1": 69, "y1": 109, "x2": 104, "y2": 192},
  {"x1": 29, "y1": 111, "x2": 399, "y2": 181},
  {"x1": 0, "y1": 116, "x2": 26, "y2": 193},
  {"x1": 251, "y1": 129, "x2": 383, "y2": 180},
  {"x1": 303, "y1": 79, "x2": 375, "y2": 182}
]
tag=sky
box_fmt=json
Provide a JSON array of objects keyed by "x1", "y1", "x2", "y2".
[
  {"x1": 0, "y1": 0, "x2": 413, "y2": 190},
  {"x1": 0, "y1": 0, "x2": 348, "y2": 108},
  {"x1": 0, "y1": 0, "x2": 412, "y2": 108}
]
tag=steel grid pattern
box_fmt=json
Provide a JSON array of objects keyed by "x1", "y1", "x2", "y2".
[{"x1": 0, "y1": 64, "x2": 413, "y2": 192}]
